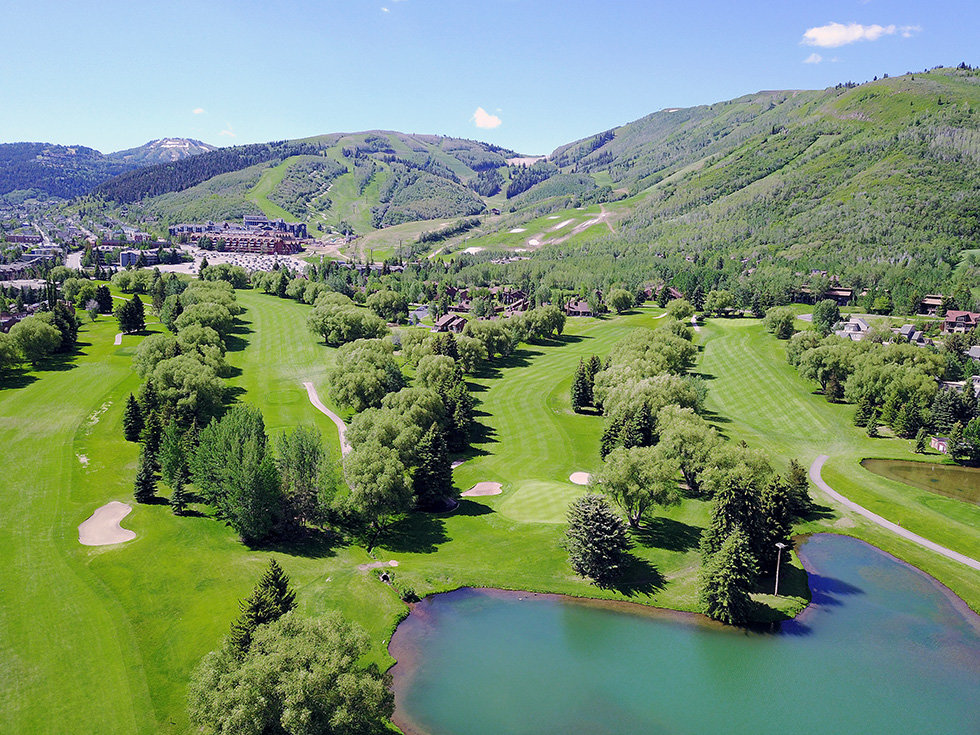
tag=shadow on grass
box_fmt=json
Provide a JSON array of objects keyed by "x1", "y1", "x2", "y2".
[
  {"x1": 260, "y1": 526, "x2": 344, "y2": 560},
  {"x1": 0, "y1": 368, "x2": 38, "y2": 390},
  {"x1": 803, "y1": 501, "x2": 836, "y2": 522},
  {"x1": 472, "y1": 347, "x2": 541, "y2": 380},
  {"x1": 469, "y1": 415, "x2": 498, "y2": 446},
  {"x1": 453, "y1": 499, "x2": 493, "y2": 516},
  {"x1": 377, "y1": 512, "x2": 449, "y2": 554},
  {"x1": 634, "y1": 517, "x2": 703, "y2": 553},
  {"x1": 609, "y1": 554, "x2": 666, "y2": 597}
]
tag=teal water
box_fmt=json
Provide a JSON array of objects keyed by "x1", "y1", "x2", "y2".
[
  {"x1": 389, "y1": 535, "x2": 980, "y2": 735},
  {"x1": 861, "y1": 457, "x2": 980, "y2": 505}
]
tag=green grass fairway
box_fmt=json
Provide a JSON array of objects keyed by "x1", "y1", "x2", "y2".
[
  {"x1": 499, "y1": 480, "x2": 585, "y2": 523},
  {"x1": 699, "y1": 317, "x2": 980, "y2": 610}
]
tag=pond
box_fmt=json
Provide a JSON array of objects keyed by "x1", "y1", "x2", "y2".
[
  {"x1": 861, "y1": 457, "x2": 980, "y2": 505},
  {"x1": 389, "y1": 534, "x2": 980, "y2": 735}
]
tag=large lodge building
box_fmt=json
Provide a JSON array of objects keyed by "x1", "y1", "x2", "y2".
[{"x1": 168, "y1": 216, "x2": 308, "y2": 255}]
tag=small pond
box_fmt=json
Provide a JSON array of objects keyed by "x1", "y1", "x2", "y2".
[
  {"x1": 861, "y1": 457, "x2": 980, "y2": 505},
  {"x1": 389, "y1": 534, "x2": 980, "y2": 735}
]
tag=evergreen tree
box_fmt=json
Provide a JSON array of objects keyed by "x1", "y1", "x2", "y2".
[
  {"x1": 140, "y1": 410, "x2": 163, "y2": 471},
  {"x1": 656, "y1": 285, "x2": 669, "y2": 307},
  {"x1": 784, "y1": 458, "x2": 812, "y2": 517},
  {"x1": 620, "y1": 409, "x2": 644, "y2": 449},
  {"x1": 159, "y1": 421, "x2": 189, "y2": 491},
  {"x1": 949, "y1": 421, "x2": 965, "y2": 463},
  {"x1": 690, "y1": 285, "x2": 705, "y2": 311},
  {"x1": 228, "y1": 559, "x2": 297, "y2": 655},
  {"x1": 444, "y1": 382, "x2": 474, "y2": 452},
  {"x1": 866, "y1": 410, "x2": 880, "y2": 438},
  {"x1": 170, "y1": 483, "x2": 188, "y2": 515},
  {"x1": 914, "y1": 428, "x2": 928, "y2": 454},
  {"x1": 571, "y1": 360, "x2": 591, "y2": 412},
  {"x1": 930, "y1": 389, "x2": 961, "y2": 433},
  {"x1": 895, "y1": 401, "x2": 922, "y2": 439},
  {"x1": 699, "y1": 529, "x2": 757, "y2": 625},
  {"x1": 275, "y1": 270, "x2": 289, "y2": 299},
  {"x1": 133, "y1": 448, "x2": 157, "y2": 503},
  {"x1": 700, "y1": 473, "x2": 764, "y2": 563},
  {"x1": 599, "y1": 413, "x2": 623, "y2": 458},
  {"x1": 139, "y1": 377, "x2": 159, "y2": 414},
  {"x1": 412, "y1": 425, "x2": 454, "y2": 509},
  {"x1": 853, "y1": 395, "x2": 872, "y2": 427},
  {"x1": 122, "y1": 393, "x2": 143, "y2": 442},
  {"x1": 97, "y1": 285, "x2": 115, "y2": 315},
  {"x1": 563, "y1": 493, "x2": 633, "y2": 587}
]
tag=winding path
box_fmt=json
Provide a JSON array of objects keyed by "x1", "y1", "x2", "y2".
[
  {"x1": 302, "y1": 381, "x2": 351, "y2": 455},
  {"x1": 809, "y1": 455, "x2": 980, "y2": 570}
]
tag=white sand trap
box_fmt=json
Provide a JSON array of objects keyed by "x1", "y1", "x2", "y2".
[
  {"x1": 451, "y1": 459, "x2": 468, "y2": 469},
  {"x1": 79, "y1": 501, "x2": 136, "y2": 546},
  {"x1": 462, "y1": 481, "x2": 502, "y2": 497},
  {"x1": 509, "y1": 228, "x2": 526, "y2": 233},
  {"x1": 462, "y1": 246, "x2": 485, "y2": 255},
  {"x1": 114, "y1": 333, "x2": 122, "y2": 345},
  {"x1": 569, "y1": 472, "x2": 591, "y2": 485},
  {"x1": 551, "y1": 219, "x2": 573, "y2": 231},
  {"x1": 357, "y1": 559, "x2": 399, "y2": 572},
  {"x1": 77, "y1": 454, "x2": 89, "y2": 467},
  {"x1": 527, "y1": 239, "x2": 540, "y2": 246},
  {"x1": 547, "y1": 216, "x2": 560, "y2": 220}
]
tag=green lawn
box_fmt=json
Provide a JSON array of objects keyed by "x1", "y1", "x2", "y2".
[
  {"x1": 21, "y1": 297, "x2": 978, "y2": 734},
  {"x1": 698, "y1": 317, "x2": 980, "y2": 610}
]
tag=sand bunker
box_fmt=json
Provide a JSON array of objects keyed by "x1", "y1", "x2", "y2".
[
  {"x1": 114, "y1": 333, "x2": 122, "y2": 345},
  {"x1": 509, "y1": 228, "x2": 526, "y2": 233},
  {"x1": 77, "y1": 454, "x2": 89, "y2": 467},
  {"x1": 462, "y1": 481, "x2": 502, "y2": 497},
  {"x1": 551, "y1": 219, "x2": 574, "y2": 231},
  {"x1": 462, "y1": 246, "x2": 485, "y2": 255},
  {"x1": 78, "y1": 501, "x2": 136, "y2": 546},
  {"x1": 357, "y1": 560, "x2": 399, "y2": 572},
  {"x1": 451, "y1": 459, "x2": 468, "y2": 469},
  {"x1": 547, "y1": 216, "x2": 560, "y2": 220},
  {"x1": 569, "y1": 472, "x2": 591, "y2": 485},
  {"x1": 528, "y1": 239, "x2": 540, "y2": 247}
]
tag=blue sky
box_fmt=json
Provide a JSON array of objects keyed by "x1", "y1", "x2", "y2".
[{"x1": 2, "y1": 1, "x2": 976, "y2": 155}]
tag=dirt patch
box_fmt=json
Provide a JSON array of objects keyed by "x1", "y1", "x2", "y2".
[
  {"x1": 550, "y1": 219, "x2": 574, "y2": 231},
  {"x1": 527, "y1": 238, "x2": 540, "y2": 247},
  {"x1": 508, "y1": 228, "x2": 526, "y2": 233},
  {"x1": 357, "y1": 560, "x2": 399, "y2": 572},
  {"x1": 506, "y1": 156, "x2": 546, "y2": 166},
  {"x1": 569, "y1": 472, "x2": 591, "y2": 486},
  {"x1": 461, "y1": 246, "x2": 484, "y2": 255},
  {"x1": 462, "y1": 481, "x2": 502, "y2": 497},
  {"x1": 79, "y1": 501, "x2": 136, "y2": 546},
  {"x1": 77, "y1": 454, "x2": 89, "y2": 467}
]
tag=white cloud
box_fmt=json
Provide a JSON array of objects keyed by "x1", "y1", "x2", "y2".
[
  {"x1": 381, "y1": 6, "x2": 389, "y2": 12},
  {"x1": 192, "y1": 107, "x2": 206, "y2": 115},
  {"x1": 801, "y1": 22, "x2": 919, "y2": 48},
  {"x1": 803, "y1": 53, "x2": 823, "y2": 64},
  {"x1": 219, "y1": 123, "x2": 236, "y2": 138},
  {"x1": 472, "y1": 107, "x2": 502, "y2": 129}
]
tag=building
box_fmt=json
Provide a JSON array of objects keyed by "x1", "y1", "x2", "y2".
[
  {"x1": 566, "y1": 299, "x2": 593, "y2": 317},
  {"x1": 919, "y1": 294, "x2": 944, "y2": 316},
  {"x1": 119, "y1": 249, "x2": 161, "y2": 267},
  {"x1": 834, "y1": 317, "x2": 870, "y2": 341},
  {"x1": 4, "y1": 234, "x2": 43, "y2": 245},
  {"x1": 942, "y1": 310, "x2": 980, "y2": 333},
  {"x1": 930, "y1": 436, "x2": 949, "y2": 454},
  {"x1": 431, "y1": 314, "x2": 466, "y2": 333}
]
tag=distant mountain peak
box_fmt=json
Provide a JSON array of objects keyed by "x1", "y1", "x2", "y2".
[{"x1": 107, "y1": 138, "x2": 218, "y2": 164}]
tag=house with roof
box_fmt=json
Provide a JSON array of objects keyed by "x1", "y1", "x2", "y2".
[
  {"x1": 918, "y1": 294, "x2": 944, "y2": 316},
  {"x1": 930, "y1": 436, "x2": 949, "y2": 454},
  {"x1": 566, "y1": 299, "x2": 593, "y2": 317},
  {"x1": 942, "y1": 310, "x2": 980, "y2": 333},
  {"x1": 965, "y1": 345, "x2": 980, "y2": 362},
  {"x1": 894, "y1": 324, "x2": 933, "y2": 348},
  {"x1": 834, "y1": 317, "x2": 870, "y2": 341},
  {"x1": 431, "y1": 314, "x2": 466, "y2": 334}
]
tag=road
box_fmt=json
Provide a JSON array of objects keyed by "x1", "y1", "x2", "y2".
[{"x1": 809, "y1": 454, "x2": 980, "y2": 570}]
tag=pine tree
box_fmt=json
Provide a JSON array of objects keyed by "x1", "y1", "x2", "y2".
[
  {"x1": 140, "y1": 410, "x2": 163, "y2": 472},
  {"x1": 853, "y1": 396, "x2": 872, "y2": 427},
  {"x1": 123, "y1": 393, "x2": 144, "y2": 442},
  {"x1": 699, "y1": 529, "x2": 758, "y2": 625},
  {"x1": 170, "y1": 482, "x2": 188, "y2": 515},
  {"x1": 133, "y1": 448, "x2": 157, "y2": 503},
  {"x1": 159, "y1": 421, "x2": 189, "y2": 491},
  {"x1": 896, "y1": 401, "x2": 921, "y2": 439},
  {"x1": 570, "y1": 360, "x2": 591, "y2": 412},
  {"x1": 563, "y1": 494, "x2": 632, "y2": 587},
  {"x1": 949, "y1": 421, "x2": 965, "y2": 463},
  {"x1": 866, "y1": 410, "x2": 879, "y2": 438},
  {"x1": 412, "y1": 426, "x2": 454, "y2": 509},
  {"x1": 139, "y1": 377, "x2": 159, "y2": 415},
  {"x1": 620, "y1": 409, "x2": 644, "y2": 449},
  {"x1": 229, "y1": 559, "x2": 297, "y2": 655},
  {"x1": 784, "y1": 459, "x2": 812, "y2": 517},
  {"x1": 914, "y1": 428, "x2": 928, "y2": 454},
  {"x1": 690, "y1": 285, "x2": 705, "y2": 311},
  {"x1": 656, "y1": 285, "x2": 669, "y2": 307}
]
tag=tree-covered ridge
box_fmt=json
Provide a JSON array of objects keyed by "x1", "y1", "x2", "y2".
[
  {"x1": 372, "y1": 168, "x2": 485, "y2": 228},
  {"x1": 0, "y1": 142, "x2": 135, "y2": 198},
  {"x1": 266, "y1": 156, "x2": 349, "y2": 219}
]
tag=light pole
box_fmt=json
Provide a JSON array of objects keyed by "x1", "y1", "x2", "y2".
[{"x1": 773, "y1": 542, "x2": 787, "y2": 596}]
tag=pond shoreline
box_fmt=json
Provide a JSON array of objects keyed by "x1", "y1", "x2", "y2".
[{"x1": 387, "y1": 533, "x2": 980, "y2": 735}]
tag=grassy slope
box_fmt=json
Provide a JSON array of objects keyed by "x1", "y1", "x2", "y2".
[
  {"x1": 246, "y1": 157, "x2": 302, "y2": 221},
  {"x1": 699, "y1": 317, "x2": 980, "y2": 610}
]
